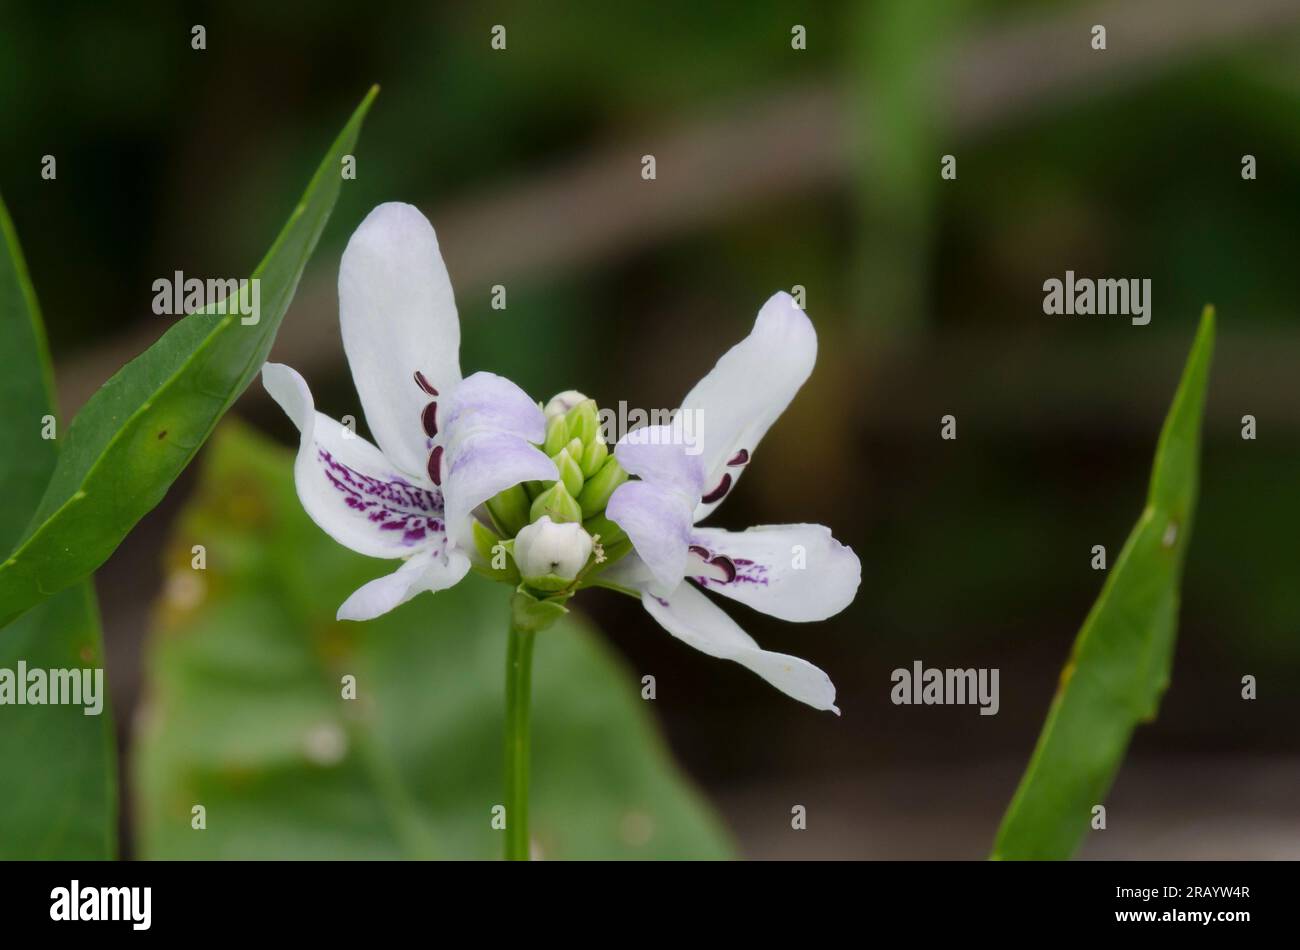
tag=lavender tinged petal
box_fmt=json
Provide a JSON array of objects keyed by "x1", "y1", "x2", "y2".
[
  {"x1": 442, "y1": 371, "x2": 548, "y2": 445},
  {"x1": 613, "y1": 424, "x2": 706, "y2": 496},
  {"x1": 688, "y1": 523, "x2": 861, "y2": 622},
  {"x1": 605, "y1": 480, "x2": 694, "y2": 591}
]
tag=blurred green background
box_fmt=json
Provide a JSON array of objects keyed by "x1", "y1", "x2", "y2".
[{"x1": 3, "y1": 0, "x2": 1298, "y2": 857}]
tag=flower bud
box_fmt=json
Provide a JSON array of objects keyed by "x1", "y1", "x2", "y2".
[
  {"x1": 544, "y1": 390, "x2": 588, "y2": 420},
  {"x1": 529, "y1": 480, "x2": 583, "y2": 524},
  {"x1": 579, "y1": 436, "x2": 608, "y2": 478},
  {"x1": 514, "y1": 516, "x2": 593, "y2": 590},
  {"x1": 471, "y1": 518, "x2": 520, "y2": 584},
  {"x1": 543, "y1": 413, "x2": 570, "y2": 457},
  {"x1": 486, "y1": 483, "x2": 531, "y2": 539},
  {"x1": 577, "y1": 455, "x2": 628, "y2": 519},
  {"x1": 552, "y1": 447, "x2": 585, "y2": 498},
  {"x1": 565, "y1": 398, "x2": 600, "y2": 445}
]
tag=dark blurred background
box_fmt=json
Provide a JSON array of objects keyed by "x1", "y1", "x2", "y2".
[{"x1": 3, "y1": 0, "x2": 1298, "y2": 857}]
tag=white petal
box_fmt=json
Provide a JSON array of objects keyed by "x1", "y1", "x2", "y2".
[
  {"x1": 642, "y1": 582, "x2": 839, "y2": 713},
  {"x1": 337, "y1": 546, "x2": 471, "y2": 622},
  {"x1": 689, "y1": 524, "x2": 860, "y2": 622},
  {"x1": 678, "y1": 291, "x2": 816, "y2": 521},
  {"x1": 262, "y1": 363, "x2": 447, "y2": 559},
  {"x1": 339, "y1": 202, "x2": 462, "y2": 478},
  {"x1": 605, "y1": 480, "x2": 694, "y2": 592}
]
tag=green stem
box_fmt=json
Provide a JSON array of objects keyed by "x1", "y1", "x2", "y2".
[{"x1": 504, "y1": 620, "x2": 535, "y2": 861}]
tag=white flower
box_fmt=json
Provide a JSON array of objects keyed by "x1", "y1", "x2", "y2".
[
  {"x1": 258, "y1": 202, "x2": 859, "y2": 714},
  {"x1": 513, "y1": 516, "x2": 594, "y2": 582},
  {"x1": 599, "y1": 292, "x2": 861, "y2": 713},
  {"x1": 260, "y1": 202, "x2": 557, "y2": 622}
]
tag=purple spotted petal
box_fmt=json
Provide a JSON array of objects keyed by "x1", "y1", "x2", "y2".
[
  {"x1": 263, "y1": 362, "x2": 448, "y2": 560},
  {"x1": 687, "y1": 523, "x2": 861, "y2": 622}
]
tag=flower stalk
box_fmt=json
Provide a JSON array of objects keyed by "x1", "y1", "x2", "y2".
[
  {"x1": 503, "y1": 589, "x2": 569, "y2": 860},
  {"x1": 503, "y1": 616, "x2": 535, "y2": 861}
]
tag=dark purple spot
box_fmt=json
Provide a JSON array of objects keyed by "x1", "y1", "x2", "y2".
[
  {"x1": 318, "y1": 449, "x2": 441, "y2": 513},
  {"x1": 709, "y1": 555, "x2": 736, "y2": 583},
  {"x1": 379, "y1": 515, "x2": 431, "y2": 544},
  {"x1": 700, "y1": 473, "x2": 732, "y2": 505},
  {"x1": 691, "y1": 546, "x2": 769, "y2": 589},
  {"x1": 414, "y1": 371, "x2": 438, "y2": 396},
  {"x1": 427, "y1": 445, "x2": 444, "y2": 486},
  {"x1": 422, "y1": 401, "x2": 439, "y2": 438},
  {"x1": 688, "y1": 544, "x2": 711, "y2": 559},
  {"x1": 732, "y1": 560, "x2": 769, "y2": 587},
  {"x1": 727, "y1": 449, "x2": 749, "y2": 466},
  {"x1": 316, "y1": 447, "x2": 444, "y2": 549}
]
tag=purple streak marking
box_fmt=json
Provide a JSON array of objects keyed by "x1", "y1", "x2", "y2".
[{"x1": 318, "y1": 447, "x2": 444, "y2": 548}]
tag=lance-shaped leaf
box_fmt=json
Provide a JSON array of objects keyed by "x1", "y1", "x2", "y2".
[
  {"x1": 135, "y1": 423, "x2": 734, "y2": 860},
  {"x1": 0, "y1": 87, "x2": 378, "y2": 629},
  {"x1": 991, "y1": 308, "x2": 1215, "y2": 860},
  {"x1": 0, "y1": 194, "x2": 116, "y2": 858}
]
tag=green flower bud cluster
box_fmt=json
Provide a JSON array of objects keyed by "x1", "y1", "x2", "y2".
[
  {"x1": 474, "y1": 392, "x2": 633, "y2": 606},
  {"x1": 490, "y1": 393, "x2": 628, "y2": 533},
  {"x1": 535, "y1": 396, "x2": 627, "y2": 523}
]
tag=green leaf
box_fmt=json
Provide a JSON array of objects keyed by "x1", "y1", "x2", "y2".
[
  {"x1": 0, "y1": 86, "x2": 378, "y2": 629},
  {"x1": 0, "y1": 193, "x2": 116, "y2": 858},
  {"x1": 991, "y1": 308, "x2": 1215, "y2": 860},
  {"x1": 134, "y1": 422, "x2": 734, "y2": 860}
]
